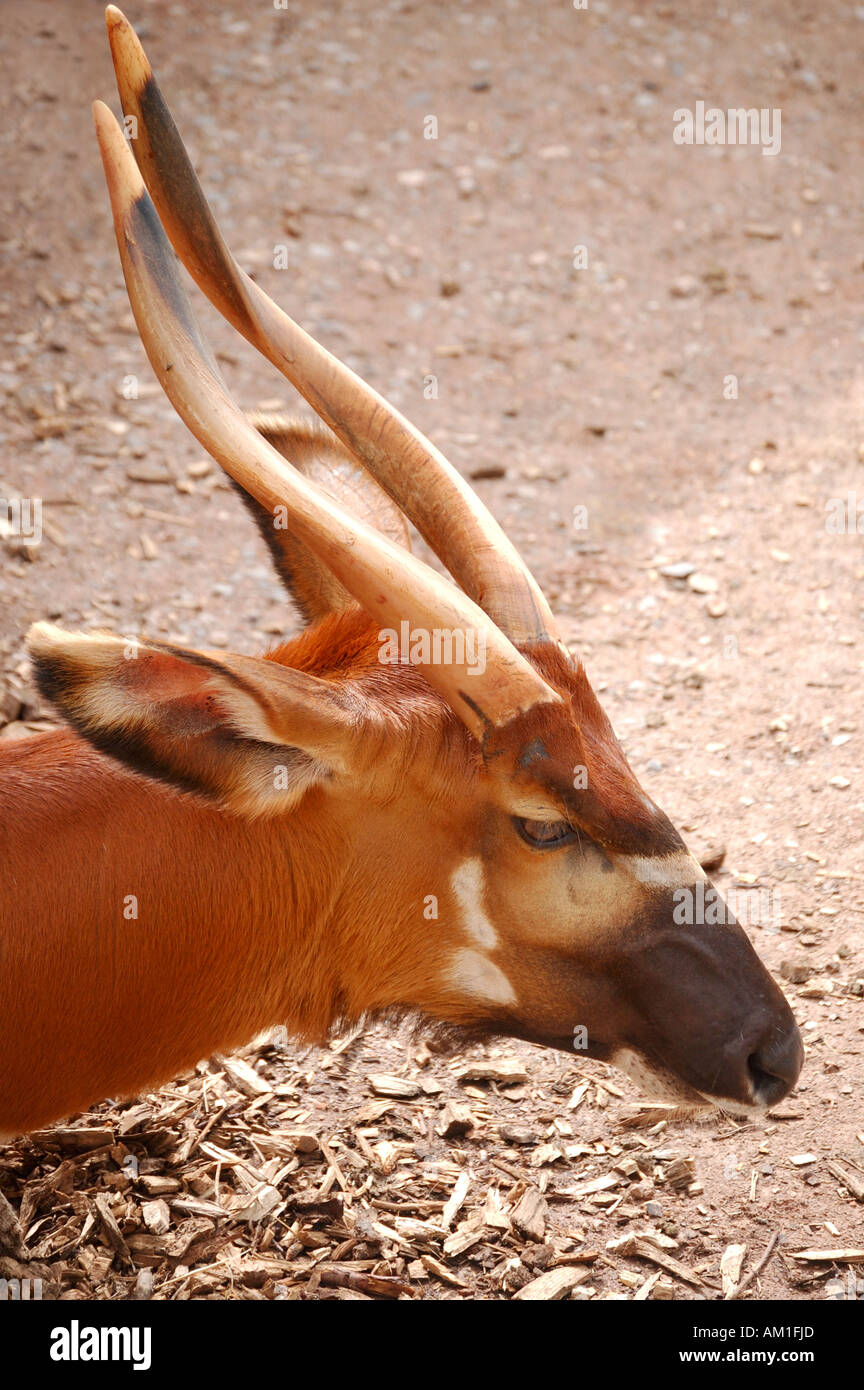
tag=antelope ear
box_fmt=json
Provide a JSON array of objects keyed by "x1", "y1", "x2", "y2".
[{"x1": 27, "y1": 623, "x2": 361, "y2": 815}]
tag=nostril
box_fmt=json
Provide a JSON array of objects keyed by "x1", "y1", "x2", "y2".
[
  {"x1": 747, "y1": 1025, "x2": 803, "y2": 1107},
  {"x1": 747, "y1": 1054, "x2": 792, "y2": 1109}
]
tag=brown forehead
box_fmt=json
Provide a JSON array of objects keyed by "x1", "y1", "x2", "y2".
[
  {"x1": 488, "y1": 645, "x2": 683, "y2": 857},
  {"x1": 267, "y1": 620, "x2": 682, "y2": 856}
]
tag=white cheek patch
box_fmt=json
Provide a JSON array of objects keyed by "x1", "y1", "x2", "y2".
[
  {"x1": 450, "y1": 858, "x2": 498, "y2": 949},
  {"x1": 626, "y1": 851, "x2": 707, "y2": 888},
  {"x1": 446, "y1": 948, "x2": 516, "y2": 1007}
]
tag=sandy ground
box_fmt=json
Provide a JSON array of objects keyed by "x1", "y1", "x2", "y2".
[{"x1": 0, "y1": 0, "x2": 862, "y2": 1300}]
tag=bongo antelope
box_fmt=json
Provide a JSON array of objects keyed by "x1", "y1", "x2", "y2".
[{"x1": 0, "y1": 8, "x2": 802, "y2": 1138}]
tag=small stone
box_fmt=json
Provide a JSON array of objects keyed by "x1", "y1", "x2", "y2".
[
  {"x1": 780, "y1": 960, "x2": 812, "y2": 984},
  {"x1": 706, "y1": 598, "x2": 727, "y2": 618},
  {"x1": 659, "y1": 561, "x2": 696, "y2": 579},
  {"x1": 500, "y1": 1126, "x2": 536, "y2": 1146},
  {"x1": 828, "y1": 776, "x2": 850, "y2": 790},
  {"x1": 697, "y1": 843, "x2": 727, "y2": 873},
  {"x1": 645, "y1": 1200, "x2": 664, "y2": 1218},
  {"x1": 790, "y1": 1153, "x2": 818, "y2": 1167},
  {"x1": 125, "y1": 465, "x2": 173, "y2": 485},
  {"x1": 687, "y1": 572, "x2": 718, "y2": 594},
  {"x1": 670, "y1": 274, "x2": 699, "y2": 298}
]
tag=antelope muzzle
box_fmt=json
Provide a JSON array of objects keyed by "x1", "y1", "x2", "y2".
[{"x1": 615, "y1": 894, "x2": 804, "y2": 1110}]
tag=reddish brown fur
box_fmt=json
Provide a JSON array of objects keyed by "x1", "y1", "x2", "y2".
[
  {"x1": 0, "y1": 612, "x2": 473, "y2": 1134},
  {"x1": 0, "y1": 606, "x2": 667, "y2": 1135},
  {"x1": 2, "y1": 605, "x2": 804, "y2": 1135}
]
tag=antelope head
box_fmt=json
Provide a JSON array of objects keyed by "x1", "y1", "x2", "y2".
[{"x1": 29, "y1": 9, "x2": 802, "y2": 1119}]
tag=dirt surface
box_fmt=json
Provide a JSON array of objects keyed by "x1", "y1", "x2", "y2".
[{"x1": 0, "y1": 0, "x2": 862, "y2": 1301}]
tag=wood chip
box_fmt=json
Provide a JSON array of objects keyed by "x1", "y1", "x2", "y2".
[
  {"x1": 141, "y1": 1200, "x2": 171, "y2": 1235},
  {"x1": 456, "y1": 1061, "x2": 528, "y2": 1086},
  {"x1": 510, "y1": 1187, "x2": 547, "y2": 1242},
  {"x1": 29, "y1": 1126, "x2": 114, "y2": 1151},
  {"x1": 825, "y1": 1159, "x2": 864, "y2": 1201},
  {"x1": 720, "y1": 1243, "x2": 747, "y2": 1297},
  {"x1": 94, "y1": 1194, "x2": 131, "y2": 1265},
  {"x1": 789, "y1": 1249, "x2": 864, "y2": 1263},
  {"x1": 421, "y1": 1254, "x2": 469, "y2": 1289},
  {"x1": 366, "y1": 1074, "x2": 422, "y2": 1099},
  {"x1": 513, "y1": 1266, "x2": 591, "y2": 1300},
  {"x1": 232, "y1": 1186, "x2": 282, "y2": 1223},
  {"x1": 633, "y1": 1270, "x2": 661, "y2": 1300},
  {"x1": 441, "y1": 1170, "x2": 471, "y2": 1230},
  {"x1": 436, "y1": 1102, "x2": 476, "y2": 1139},
  {"x1": 0, "y1": 1189, "x2": 26, "y2": 1257},
  {"x1": 214, "y1": 1055, "x2": 272, "y2": 1099},
  {"x1": 561, "y1": 1173, "x2": 620, "y2": 1198},
  {"x1": 317, "y1": 1263, "x2": 415, "y2": 1299},
  {"x1": 614, "y1": 1234, "x2": 703, "y2": 1288}
]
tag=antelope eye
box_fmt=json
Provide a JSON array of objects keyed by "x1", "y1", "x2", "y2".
[{"x1": 515, "y1": 817, "x2": 576, "y2": 848}]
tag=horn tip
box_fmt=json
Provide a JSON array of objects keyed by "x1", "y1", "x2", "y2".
[
  {"x1": 93, "y1": 101, "x2": 146, "y2": 217},
  {"x1": 105, "y1": 5, "x2": 153, "y2": 89}
]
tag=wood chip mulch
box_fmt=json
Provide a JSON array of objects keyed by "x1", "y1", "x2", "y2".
[{"x1": 2, "y1": 1027, "x2": 862, "y2": 1301}]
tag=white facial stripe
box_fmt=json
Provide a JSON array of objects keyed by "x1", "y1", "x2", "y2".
[
  {"x1": 626, "y1": 851, "x2": 707, "y2": 888},
  {"x1": 450, "y1": 858, "x2": 498, "y2": 949},
  {"x1": 445, "y1": 948, "x2": 516, "y2": 1006}
]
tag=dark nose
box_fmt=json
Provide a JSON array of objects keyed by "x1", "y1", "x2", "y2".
[{"x1": 747, "y1": 1022, "x2": 804, "y2": 1107}]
